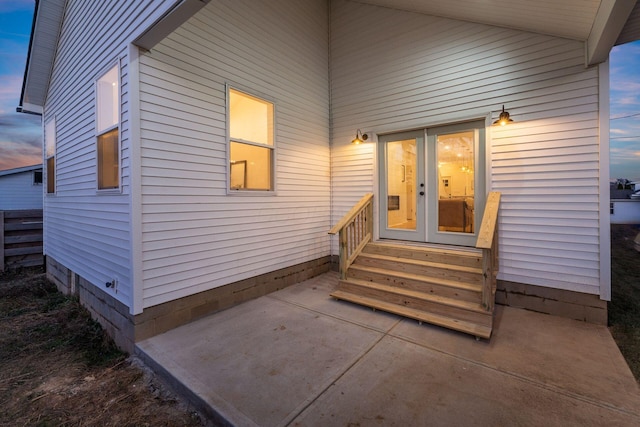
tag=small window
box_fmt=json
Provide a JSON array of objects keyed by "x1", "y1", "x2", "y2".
[
  {"x1": 45, "y1": 118, "x2": 56, "y2": 194},
  {"x1": 228, "y1": 88, "x2": 274, "y2": 191},
  {"x1": 96, "y1": 64, "x2": 120, "y2": 190},
  {"x1": 33, "y1": 170, "x2": 43, "y2": 185}
]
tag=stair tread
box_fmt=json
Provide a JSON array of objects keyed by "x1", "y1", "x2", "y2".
[
  {"x1": 348, "y1": 264, "x2": 481, "y2": 292},
  {"x1": 340, "y1": 278, "x2": 487, "y2": 313},
  {"x1": 357, "y1": 252, "x2": 483, "y2": 274},
  {"x1": 367, "y1": 241, "x2": 481, "y2": 257},
  {"x1": 331, "y1": 290, "x2": 492, "y2": 339}
]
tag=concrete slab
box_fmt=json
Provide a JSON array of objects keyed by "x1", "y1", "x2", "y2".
[
  {"x1": 269, "y1": 271, "x2": 401, "y2": 332},
  {"x1": 391, "y1": 305, "x2": 640, "y2": 414},
  {"x1": 137, "y1": 295, "x2": 390, "y2": 426},
  {"x1": 294, "y1": 335, "x2": 640, "y2": 427},
  {"x1": 136, "y1": 272, "x2": 640, "y2": 427}
]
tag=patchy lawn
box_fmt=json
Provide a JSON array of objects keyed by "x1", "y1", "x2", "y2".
[
  {"x1": 609, "y1": 224, "x2": 640, "y2": 383},
  {"x1": 0, "y1": 267, "x2": 204, "y2": 426}
]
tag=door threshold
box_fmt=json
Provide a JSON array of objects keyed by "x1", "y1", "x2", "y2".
[{"x1": 374, "y1": 238, "x2": 481, "y2": 253}]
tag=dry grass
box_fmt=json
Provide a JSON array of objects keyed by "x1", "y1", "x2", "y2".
[
  {"x1": 609, "y1": 224, "x2": 640, "y2": 383},
  {"x1": 0, "y1": 268, "x2": 204, "y2": 427}
]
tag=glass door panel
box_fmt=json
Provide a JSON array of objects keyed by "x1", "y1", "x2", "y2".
[
  {"x1": 387, "y1": 139, "x2": 416, "y2": 230},
  {"x1": 427, "y1": 121, "x2": 485, "y2": 247},
  {"x1": 378, "y1": 130, "x2": 425, "y2": 242},
  {"x1": 436, "y1": 131, "x2": 475, "y2": 234}
]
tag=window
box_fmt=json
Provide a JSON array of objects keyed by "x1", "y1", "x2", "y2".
[
  {"x1": 33, "y1": 170, "x2": 43, "y2": 185},
  {"x1": 45, "y1": 118, "x2": 56, "y2": 194},
  {"x1": 96, "y1": 64, "x2": 120, "y2": 190},
  {"x1": 228, "y1": 88, "x2": 274, "y2": 191}
]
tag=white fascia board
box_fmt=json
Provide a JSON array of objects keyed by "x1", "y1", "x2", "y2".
[
  {"x1": 134, "y1": 0, "x2": 211, "y2": 51},
  {"x1": 586, "y1": 0, "x2": 636, "y2": 66}
]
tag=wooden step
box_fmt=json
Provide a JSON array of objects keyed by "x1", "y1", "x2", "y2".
[
  {"x1": 363, "y1": 242, "x2": 482, "y2": 268},
  {"x1": 347, "y1": 264, "x2": 482, "y2": 303},
  {"x1": 337, "y1": 279, "x2": 492, "y2": 327},
  {"x1": 354, "y1": 253, "x2": 483, "y2": 284},
  {"x1": 331, "y1": 290, "x2": 492, "y2": 339}
]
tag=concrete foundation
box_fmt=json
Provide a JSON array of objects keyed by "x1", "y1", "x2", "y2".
[
  {"x1": 46, "y1": 255, "x2": 332, "y2": 353},
  {"x1": 496, "y1": 279, "x2": 608, "y2": 325}
]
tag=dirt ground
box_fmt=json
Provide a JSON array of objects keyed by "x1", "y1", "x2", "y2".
[{"x1": 0, "y1": 268, "x2": 204, "y2": 427}]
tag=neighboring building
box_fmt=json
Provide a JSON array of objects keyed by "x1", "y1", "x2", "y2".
[
  {"x1": 610, "y1": 181, "x2": 640, "y2": 224},
  {"x1": 0, "y1": 164, "x2": 43, "y2": 210},
  {"x1": 18, "y1": 0, "x2": 640, "y2": 351}
]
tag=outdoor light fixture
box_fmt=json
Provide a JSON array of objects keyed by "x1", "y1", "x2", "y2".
[
  {"x1": 351, "y1": 129, "x2": 368, "y2": 144},
  {"x1": 493, "y1": 105, "x2": 514, "y2": 126}
]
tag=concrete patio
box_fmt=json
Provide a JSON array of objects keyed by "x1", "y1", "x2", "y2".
[{"x1": 136, "y1": 271, "x2": 640, "y2": 426}]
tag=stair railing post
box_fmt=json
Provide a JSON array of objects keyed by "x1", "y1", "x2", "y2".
[{"x1": 339, "y1": 227, "x2": 348, "y2": 280}]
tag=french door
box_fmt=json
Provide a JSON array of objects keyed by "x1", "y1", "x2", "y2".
[{"x1": 378, "y1": 121, "x2": 485, "y2": 247}]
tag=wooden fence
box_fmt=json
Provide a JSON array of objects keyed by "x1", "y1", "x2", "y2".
[{"x1": 0, "y1": 210, "x2": 44, "y2": 271}]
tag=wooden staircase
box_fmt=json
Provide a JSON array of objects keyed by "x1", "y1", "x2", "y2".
[
  {"x1": 329, "y1": 192, "x2": 501, "y2": 340},
  {"x1": 331, "y1": 241, "x2": 493, "y2": 339}
]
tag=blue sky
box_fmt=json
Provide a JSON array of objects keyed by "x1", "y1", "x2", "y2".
[
  {"x1": 0, "y1": 2, "x2": 639, "y2": 179},
  {"x1": 0, "y1": 0, "x2": 39, "y2": 170},
  {"x1": 610, "y1": 40, "x2": 640, "y2": 180}
]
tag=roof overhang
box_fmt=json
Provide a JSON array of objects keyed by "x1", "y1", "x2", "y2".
[
  {"x1": 17, "y1": 0, "x2": 640, "y2": 117},
  {"x1": 587, "y1": 0, "x2": 637, "y2": 65},
  {"x1": 134, "y1": 0, "x2": 211, "y2": 51},
  {"x1": 359, "y1": 0, "x2": 639, "y2": 66},
  {"x1": 17, "y1": 0, "x2": 210, "y2": 116},
  {"x1": 17, "y1": 0, "x2": 65, "y2": 116}
]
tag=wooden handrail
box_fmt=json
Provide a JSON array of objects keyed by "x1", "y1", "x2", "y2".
[
  {"x1": 329, "y1": 193, "x2": 374, "y2": 279},
  {"x1": 329, "y1": 193, "x2": 373, "y2": 235},
  {"x1": 475, "y1": 192, "x2": 501, "y2": 311}
]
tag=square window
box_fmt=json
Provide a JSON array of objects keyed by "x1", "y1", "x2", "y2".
[{"x1": 228, "y1": 88, "x2": 274, "y2": 191}]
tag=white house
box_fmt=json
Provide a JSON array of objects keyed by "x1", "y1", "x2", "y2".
[
  {"x1": 18, "y1": 0, "x2": 640, "y2": 351},
  {"x1": 0, "y1": 164, "x2": 43, "y2": 211}
]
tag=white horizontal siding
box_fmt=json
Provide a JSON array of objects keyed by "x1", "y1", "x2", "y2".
[
  {"x1": 139, "y1": 0, "x2": 330, "y2": 308},
  {"x1": 0, "y1": 171, "x2": 43, "y2": 210},
  {"x1": 42, "y1": 0, "x2": 176, "y2": 310},
  {"x1": 330, "y1": 0, "x2": 603, "y2": 295}
]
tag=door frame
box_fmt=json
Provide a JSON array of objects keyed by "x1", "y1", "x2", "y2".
[{"x1": 375, "y1": 119, "x2": 487, "y2": 247}]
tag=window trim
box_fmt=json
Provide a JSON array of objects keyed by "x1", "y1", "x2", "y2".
[
  {"x1": 95, "y1": 61, "x2": 122, "y2": 193},
  {"x1": 226, "y1": 84, "x2": 277, "y2": 195},
  {"x1": 44, "y1": 117, "x2": 56, "y2": 195}
]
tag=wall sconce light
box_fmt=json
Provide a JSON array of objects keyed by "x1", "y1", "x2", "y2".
[
  {"x1": 351, "y1": 129, "x2": 369, "y2": 144},
  {"x1": 493, "y1": 105, "x2": 514, "y2": 126}
]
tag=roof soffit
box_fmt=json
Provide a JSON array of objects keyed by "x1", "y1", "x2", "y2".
[{"x1": 355, "y1": 0, "x2": 602, "y2": 41}]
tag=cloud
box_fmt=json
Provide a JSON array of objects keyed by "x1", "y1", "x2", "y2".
[{"x1": 0, "y1": 107, "x2": 41, "y2": 171}]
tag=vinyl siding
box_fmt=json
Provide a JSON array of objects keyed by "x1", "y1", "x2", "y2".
[
  {"x1": 138, "y1": 0, "x2": 330, "y2": 308},
  {"x1": 0, "y1": 170, "x2": 43, "y2": 210},
  {"x1": 42, "y1": 0, "x2": 174, "y2": 310},
  {"x1": 330, "y1": 0, "x2": 603, "y2": 295}
]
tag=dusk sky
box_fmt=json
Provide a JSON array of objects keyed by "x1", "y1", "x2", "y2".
[{"x1": 1, "y1": 1, "x2": 639, "y2": 179}]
